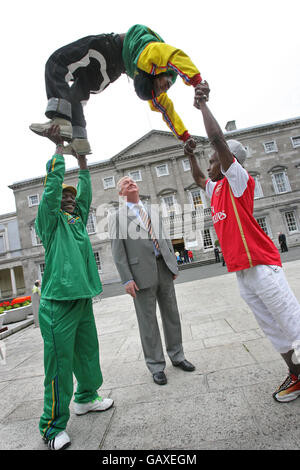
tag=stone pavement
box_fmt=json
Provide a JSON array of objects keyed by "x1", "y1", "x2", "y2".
[{"x1": 1, "y1": 260, "x2": 300, "y2": 451}]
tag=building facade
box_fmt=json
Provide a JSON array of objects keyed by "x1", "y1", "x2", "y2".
[
  {"x1": 5, "y1": 116, "x2": 300, "y2": 296},
  {"x1": 0, "y1": 212, "x2": 25, "y2": 298}
]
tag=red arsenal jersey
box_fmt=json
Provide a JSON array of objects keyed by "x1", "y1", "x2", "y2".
[{"x1": 206, "y1": 159, "x2": 282, "y2": 272}]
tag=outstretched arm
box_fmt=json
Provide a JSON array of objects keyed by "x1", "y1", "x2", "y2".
[
  {"x1": 184, "y1": 138, "x2": 207, "y2": 190},
  {"x1": 194, "y1": 83, "x2": 234, "y2": 172},
  {"x1": 74, "y1": 153, "x2": 92, "y2": 226}
]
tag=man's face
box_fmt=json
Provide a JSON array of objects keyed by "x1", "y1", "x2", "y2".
[
  {"x1": 207, "y1": 152, "x2": 223, "y2": 182},
  {"x1": 119, "y1": 177, "x2": 139, "y2": 200},
  {"x1": 153, "y1": 74, "x2": 173, "y2": 97},
  {"x1": 61, "y1": 190, "x2": 76, "y2": 214}
]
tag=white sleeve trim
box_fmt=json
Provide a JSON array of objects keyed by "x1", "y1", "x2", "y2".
[
  {"x1": 205, "y1": 180, "x2": 216, "y2": 199},
  {"x1": 223, "y1": 159, "x2": 249, "y2": 197}
]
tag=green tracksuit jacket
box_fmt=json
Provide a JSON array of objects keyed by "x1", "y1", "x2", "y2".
[{"x1": 35, "y1": 153, "x2": 102, "y2": 300}]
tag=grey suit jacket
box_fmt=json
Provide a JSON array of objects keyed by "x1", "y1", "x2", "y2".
[{"x1": 108, "y1": 204, "x2": 178, "y2": 289}]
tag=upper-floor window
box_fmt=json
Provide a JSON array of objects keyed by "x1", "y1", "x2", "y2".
[
  {"x1": 284, "y1": 211, "x2": 298, "y2": 233},
  {"x1": 30, "y1": 225, "x2": 42, "y2": 246},
  {"x1": 264, "y1": 141, "x2": 278, "y2": 153},
  {"x1": 161, "y1": 195, "x2": 176, "y2": 215},
  {"x1": 182, "y1": 159, "x2": 191, "y2": 171},
  {"x1": 253, "y1": 176, "x2": 264, "y2": 199},
  {"x1": 291, "y1": 136, "x2": 300, "y2": 148},
  {"x1": 0, "y1": 234, "x2": 6, "y2": 253},
  {"x1": 190, "y1": 189, "x2": 203, "y2": 209},
  {"x1": 86, "y1": 211, "x2": 96, "y2": 234},
  {"x1": 128, "y1": 170, "x2": 142, "y2": 182},
  {"x1": 28, "y1": 194, "x2": 39, "y2": 207},
  {"x1": 39, "y1": 263, "x2": 45, "y2": 278},
  {"x1": 272, "y1": 171, "x2": 291, "y2": 194},
  {"x1": 103, "y1": 176, "x2": 115, "y2": 190},
  {"x1": 156, "y1": 164, "x2": 169, "y2": 177}
]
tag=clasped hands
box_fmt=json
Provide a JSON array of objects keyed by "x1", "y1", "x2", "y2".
[{"x1": 194, "y1": 80, "x2": 210, "y2": 109}]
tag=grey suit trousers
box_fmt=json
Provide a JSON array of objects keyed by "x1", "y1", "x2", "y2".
[{"x1": 133, "y1": 257, "x2": 185, "y2": 374}]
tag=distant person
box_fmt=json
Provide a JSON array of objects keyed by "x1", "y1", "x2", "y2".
[
  {"x1": 184, "y1": 81, "x2": 300, "y2": 403},
  {"x1": 30, "y1": 24, "x2": 203, "y2": 155},
  {"x1": 175, "y1": 250, "x2": 181, "y2": 264},
  {"x1": 32, "y1": 280, "x2": 41, "y2": 328},
  {"x1": 214, "y1": 246, "x2": 220, "y2": 263},
  {"x1": 278, "y1": 232, "x2": 288, "y2": 253},
  {"x1": 35, "y1": 125, "x2": 113, "y2": 450},
  {"x1": 188, "y1": 250, "x2": 194, "y2": 263},
  {"x1": 108, "y1": 176, "x2": 195, "y2": 385},
  {"x1": 183, "y1": 248, "x2": 189, "y2": 263}
]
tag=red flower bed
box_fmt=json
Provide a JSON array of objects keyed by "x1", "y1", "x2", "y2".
[
  {"x1": 0, "y1": 296, "x2": 31, "y2": 312},
  {"x1": 10, "y1": 296, "x2": 31, "y2": 306}
]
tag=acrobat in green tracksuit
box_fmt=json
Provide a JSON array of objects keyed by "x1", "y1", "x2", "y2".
[{"x1": 35, "y1": 149, "x2": 108, "y2": 442}]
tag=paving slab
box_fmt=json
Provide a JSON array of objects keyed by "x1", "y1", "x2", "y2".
[{"x1": 1, "y1": 259, "x2": 300, "y2": 451}]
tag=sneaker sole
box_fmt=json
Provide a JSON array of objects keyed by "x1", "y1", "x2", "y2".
[
  {"x1": 75, "y1": 400, "x2": 114, "y2": 415},
  {"x1": 44, "y1": 438, "x2": 71, "y2": 451},
  {"x1": 29, "y1": 127, "x2": 72, "y2": 142},
  {"x1": 53, "y1": 441, "x2": 71, "y2": 451},
  {"x1": 273, "y1": 391, "x2": 300, "y2": 403}
]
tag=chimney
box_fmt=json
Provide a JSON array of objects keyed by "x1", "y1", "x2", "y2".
[{"x1": 225, "y1": 120, "x2": 237, "y2": 132}]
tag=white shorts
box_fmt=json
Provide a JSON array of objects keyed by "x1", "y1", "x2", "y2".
[{"x1": 236, "y1": 265, "x2": 300, "y2": 353}]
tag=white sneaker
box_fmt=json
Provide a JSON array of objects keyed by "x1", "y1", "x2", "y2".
[
  {"x1": 63, "y1": 138, "x2": 92, "y2": 155},
  {"x1": 29, "y1": 117, "x2": 73, "y2": 141},
  {"x1": 74, "y1": 396, "x2": 114, "y2": 415},
  {"x1": 46, "y1": 430, "x2": 71, "y2": 450}
]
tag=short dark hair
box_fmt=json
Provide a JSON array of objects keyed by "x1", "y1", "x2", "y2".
[{"x1": 133, "y1": 69, "x2": 155, "y2": 101}]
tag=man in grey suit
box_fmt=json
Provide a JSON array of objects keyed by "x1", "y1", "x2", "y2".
[{"x1": 108, "y1": 176, "x2": 195, "y2": 385}]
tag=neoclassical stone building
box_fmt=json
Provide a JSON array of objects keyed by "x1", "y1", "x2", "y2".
[{"x1": 3, "y1": 115, "x2": 300, "y2": 296}]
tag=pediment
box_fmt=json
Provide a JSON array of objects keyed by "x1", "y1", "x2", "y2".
[{"x1": 111, "y1": 130, "x2": 181, "y2": 161}]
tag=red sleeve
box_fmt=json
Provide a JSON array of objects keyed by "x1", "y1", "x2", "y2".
[{"x1": 190, "y1": 74, "x2": 202, "y2": 87}]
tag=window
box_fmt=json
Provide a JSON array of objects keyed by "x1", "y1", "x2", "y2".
[
  {"x1": 272, "y1": 172, "x2": 291, "y2": 194},
  {"x1": 291, "y1": 136, "x2": 300, "y2": 148},
  {"x1": 30, "y1": 225, "x2": 42, "y2": 246},
  {"x1": 264, "y1": 141, "x2": 277, "y2": 153},
  {"x1": 190, "y1": 189, "x2": 203, "y2": 209},
  {"x1": 39, "y1": 263, "x2": 45, "y2": 278},
  {"x1": 253, "y1": 176, "x2": 264, "y2": 199},
  {"x1": 86, "y1": 211, "x2": 96, "y2": 234},
  {"x1": 182, "y1": 159, "x2": 191, "y2": 171},
  {"x1": 28, "y1": 194, "x2": 39, "y2": 207},
  {"x1": 162, "y1": 195, "x2": 176, "y2": 215},
  {"x1": 156, "y1": 164, "x2": 169, "y2": 177},
  {"x1": 93, "y1": 251, "x2": 102, "y2": 272},
  {"x1": 128, "y1": 170, "x2": 142, "y2": 182},
  {"x1": 0, "y1": 234, "x2": 6, "y2": 253},
  {"x1": 256, "y1": 216, "x2": 271, "y2": 237},
  {"x1": 284, "y1": 211, "x2": 298, "y2": 233},
  {"x1": 103, "y1": 176, "x2": 115, "y2": 189},
  {"x1": 202, "y1": 229, "x2": 213, "y2": 249}
]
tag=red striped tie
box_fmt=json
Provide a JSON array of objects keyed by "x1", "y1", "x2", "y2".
[{"x1": 137, "y1": 206, "x2": 160, "y2": 251}]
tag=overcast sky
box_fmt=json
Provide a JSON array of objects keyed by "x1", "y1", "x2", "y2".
[{"x1": 1, "y1": 0, "x2": 300, "y2": 215}]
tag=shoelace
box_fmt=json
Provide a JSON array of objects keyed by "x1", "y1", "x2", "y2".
[{"x1": 276, "y1": 373, "x2": 298, "y2": 392}]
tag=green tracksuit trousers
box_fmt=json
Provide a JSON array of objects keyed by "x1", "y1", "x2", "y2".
[{"x1": 39, "y1": 298, "x2": 103, "y2": 439}]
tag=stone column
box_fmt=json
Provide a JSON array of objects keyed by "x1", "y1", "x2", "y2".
[
  {"x1": 10, "y1": 267, "x2": 17, "y2": 297},
  {"x1": 144, "y1": 164, "x2": 158, "y2": 203},
  {"x1": 170, "y1": 156, "x2": 186, "y2": 208}
]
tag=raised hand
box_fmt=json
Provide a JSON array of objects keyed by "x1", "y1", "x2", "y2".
[
  {"x1": 194, "y1": 80, "x2": 210, "y2": 109},
  {"x1": 184, "y1": 137, "x2": 196, "y2": 157},
  {"x1": 42, "y1": 124, "x2": 65, "y2": 145}
]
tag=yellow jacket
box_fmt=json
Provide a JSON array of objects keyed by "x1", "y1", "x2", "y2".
[{"x1": 137, "y1": 42, "x2": 202, "y2": 141}]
